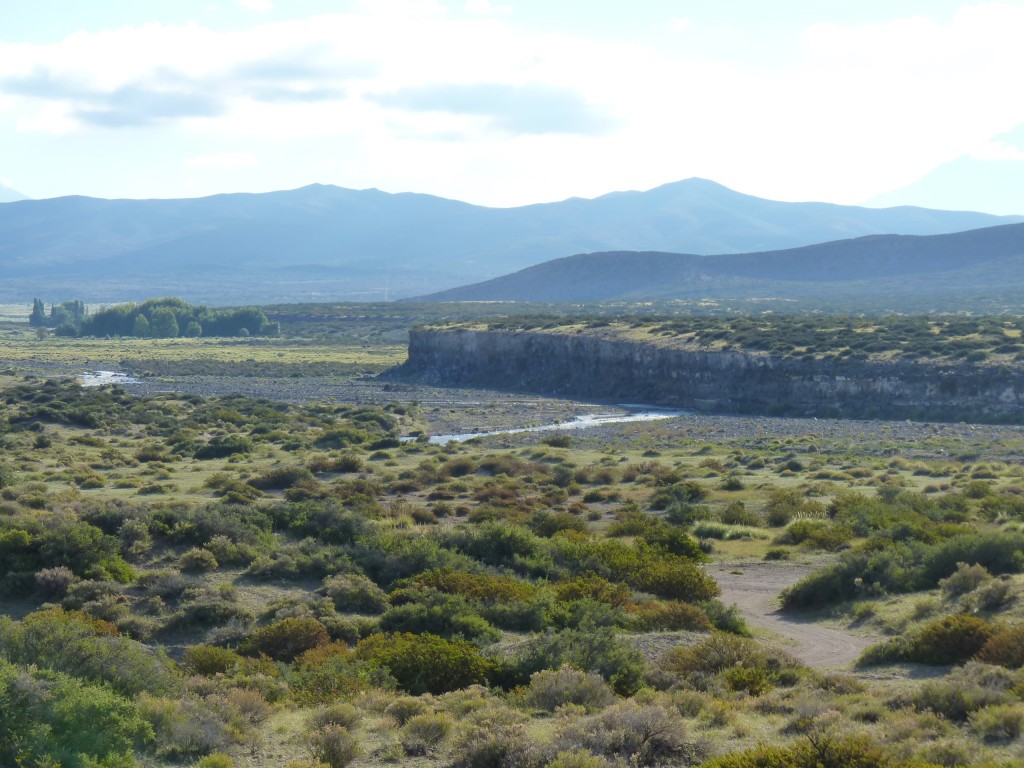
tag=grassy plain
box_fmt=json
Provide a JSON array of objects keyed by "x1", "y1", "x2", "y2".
[{"x1": 1, "y1": 307, "x2": 1024, "y2": 768}]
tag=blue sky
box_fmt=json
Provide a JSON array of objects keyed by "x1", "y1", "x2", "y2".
[{"x1": 1, "y1": 1, "x2": 1022, "y2": 210}]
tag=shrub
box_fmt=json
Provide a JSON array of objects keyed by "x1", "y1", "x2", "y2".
[
  {"x1": 183, "y1": 645, "x2": 243, "y2": 675},
  {"x1": 662, "y1": 633, "x2": 801, "y2": 689},
  {"x1": 379, "y1": 591, "x2": 500, "y2": 643},
  {"x1": 401, "y1": 712, "x2": 453, "y2": 756},
  {"x1": 968, "y1": 704, "x2": 1024, "y2": 742},
  {"x1": 939, "y1": 562, "x2": 992, "y2": 596},
  {"x1": 179, "y1": 548, "x2": 219, "y2": 572},
  {"x1": 385, "y1": 696, "x2": 429, "y2": 725},
  {"x1": 35, "y1": 565, "x2": 76, "y2": 598},
  {"x1": 0, "y1": 609, "x2": 177, "y2": 696},
  {"x1": 625, "y1": 600, "x2": 711, "y2": 631},
  {"x1": 704, "y1": 734, "x2": 903, "y2": 768},
  {"x1": 976, "y1": 625, "x2": 1024, "y2": 668},
  {"x1": 289, "y1": 655, "x2": 397, "y2": 705},
  {"x1": 138, "y1": 693, "x2": 232, "y2": 758},
  {"x1": 908, "y1": 614, "x2": 995, "y2": 665},
  {"x1": 319, "y1": 573, "x2": 388, "y2": 614},
  {"x1": 910, "y1": 662, "x2": 1017, "y2": 721},
  {"x1": 524, "y1": 665, "x2": 615, "y2": 712},
  {"x1": 195, "y1": 435, "x2": 253, "y2": 459},
  {"x1": 250, "y1": 465, "x2": 313, "y2": 490},
  {"x1": 0, "y1": 657, "x2": 153, "y2": 768},
  {"x1": 720, "y1": 501, "x2": 760, "y2": 526},
  {"x1": 245, "y1": 617, "x2": 330, "y2": 662},
  {"x1": 355, "y1": 632, "x2": 491, "y2": 695},
  {"x1": 309, "y1": 703, "x2": 361, "y2": 731},
  {"x1": 308, "y1": 725, "x2": 360, "y2": 768},
  {"x1": 197, "y1": 755, "x2": 234, "y2": 768},
  {"x1": 553, "y1": 574, "x2": 631, "y2": 607},
  {"x1": 502, "y1": 628, "x2": 644, "y2": 696},
  {"x1": 449, "y1": 721, "x2": 546, "y2": 768},
  {"x1": 547, "y1": 752, "x2": 612, "y2": 768},
  {"x1": 558, "y1": 701, "x2": 703, "y2": 767}
]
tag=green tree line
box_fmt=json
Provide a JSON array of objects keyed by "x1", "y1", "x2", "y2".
[{"x1": 29, "y1": 297, "x2": 279, "y2": 338}]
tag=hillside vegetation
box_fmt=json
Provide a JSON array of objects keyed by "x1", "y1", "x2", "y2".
[
  {"x1": 1, "y1": 374, "x2": 1024, "y2": 767},
  {"x1": 450, "y1": 314, "x2": 1024, "y2": 366}
]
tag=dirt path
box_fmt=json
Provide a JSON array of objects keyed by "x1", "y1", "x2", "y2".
[{"x1": 709, "y1": 562, "x2": 877, "y2": 669}]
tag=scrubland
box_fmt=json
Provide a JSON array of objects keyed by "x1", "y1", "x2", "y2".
[{"x1": 2, "y1": 311, "x2": 1024, "y2": 768}]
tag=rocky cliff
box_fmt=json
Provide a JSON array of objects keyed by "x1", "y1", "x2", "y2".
[{"x1": 395, "y1": 328, "x2": 1024, "y2": 424}]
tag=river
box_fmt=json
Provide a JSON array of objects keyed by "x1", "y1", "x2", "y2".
[{"x1": 413, "y1": 407, "x2": 686, "y2": 445}]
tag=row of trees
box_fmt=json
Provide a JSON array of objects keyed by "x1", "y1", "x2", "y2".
[
  {"x1": 29, "y1": 299, "x2": 86, "y2": 332},
  {"x1": 29, "y1": 297, "x2": 279, "y2": 338}
]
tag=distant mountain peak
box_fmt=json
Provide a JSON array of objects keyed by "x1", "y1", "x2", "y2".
[{"x1": 0, "y1": 183, "x2": 28, "y2": 203}]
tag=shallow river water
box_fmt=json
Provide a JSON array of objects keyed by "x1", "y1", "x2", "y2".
[{"x1": 415, "y1": 407, "x2": 686, "y2": 445}]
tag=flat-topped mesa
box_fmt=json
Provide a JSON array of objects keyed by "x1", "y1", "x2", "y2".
[{"x1": 394, "y1": 325, "x2": 1024, "y2": 424}]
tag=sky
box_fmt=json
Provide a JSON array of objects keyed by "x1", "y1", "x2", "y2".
[{"x1": 1, "y1": 0, "x2": 1023, "y2": 210}]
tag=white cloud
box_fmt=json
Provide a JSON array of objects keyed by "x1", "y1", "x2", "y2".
[
  {"x1": 239, "y1": 0, "x2": 273, "y2": 12},
  {"x1": 1, "y1": 1, "x2": 1022, "y2": 207},
  {"x1": 464, "y1": 0, "x2": 511, "y2": 15},
  {"x1": 185, "y1": 152, "x2": 257, "y2": 168}
]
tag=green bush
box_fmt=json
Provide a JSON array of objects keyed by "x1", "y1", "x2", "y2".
[
  {"x1": 0, "y1": 658, "x2": 152, "y2": 768},
  {"x1": 557, "y1": 701, "x2": 703, "y2": 767},
  {"x1": 625, "y1": 600, "x2": 711, "y2": 631},
  {"x1": 319, "y1": 573, "x2": 388, "y2": 613},
  {"x1": 401, "y1": 712, "x2": 453, "y2": 756},
  {"x1": 385, "y1": 696, "x2": 429, "y2": 725},
  {"x1": 308, "y1": 725, "x2": 360, "y2": 768},
  {"x1": 183, "y1": 645, "x2": 244, "y2": 675},
  {"x1": 309, "y1": 703, "x2": 361, "y2": 731},
  {"x1": 289, "y1": 655, "x2": 396, "y2": 705},
  {"x1": 662, "y1": 632, "x2": 801, "y2": 690},
  {"x1": 501, "y1": 627, "x2": 644, "y2": 696},
  {"x1": 939, "y1": 562, "x2": 992, "y2": 596},
  {"x1": 355, "y1": 632, "x2": 491, "y2": 695},
  {"x1": 0, "y1": 609, "x2": 176, "y2": 696},
  {"x1": 179, "y1": 547, "x2": 219, "y2": 572},
  {"x1": 250, "y1": 465, "x2": 313, "y2": 490},
  {"x1": 244, "y1": 617, "x2": 330, "y2": 662},
  {"x1": 969, "y1": 704, "x2": 1024, "y2": 742},
  {"x1": 523, "y1": 665, "x2": 615, "y2": 712},
  {"x1": 137, "y1": 693, "x2": 232, "y2": 758},
  {"x1": 911, "y1": 614, "x2": 996, "y2": 665},
  {"x1": 704, "y1": 734, "x2": 913, "y2": 768},
  {"x1": 976, "y1": 625, "x2": 1024, "y2": 668},
  {"x1": 379, "y1": 590, "x2": 500, "y2": 643},
  {"x1": 910, "y1": 662, "x2": 1017, "y2": 721}
]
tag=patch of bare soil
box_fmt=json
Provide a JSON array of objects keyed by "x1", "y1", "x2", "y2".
[{"x1": 709, "y1": 561, "x2": 877, "y2": 669}]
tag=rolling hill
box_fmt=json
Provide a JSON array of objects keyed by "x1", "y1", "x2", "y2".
[
  {"x1": 0, "y1": 178, "x2": 1019, "y2": 304},
  {"x1": 415, "y1": 222, "x2": 1024, "y2": 307}
]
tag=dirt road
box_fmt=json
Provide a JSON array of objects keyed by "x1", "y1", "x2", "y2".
[{"x1": 710, "y1": 562, "x2": 876, "y2": 669}]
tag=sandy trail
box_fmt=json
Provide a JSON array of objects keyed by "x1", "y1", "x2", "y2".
[{"x1": 710, "y1": 562, "x2": 876, "y2": 669}]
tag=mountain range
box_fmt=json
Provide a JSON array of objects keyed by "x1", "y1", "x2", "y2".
[
  {"x1": 417, "y1": 222, "x2": 1024, "y2": 308},
  {"x1": 0, "y1": 178, "x2": 1020, "y2": 304}
]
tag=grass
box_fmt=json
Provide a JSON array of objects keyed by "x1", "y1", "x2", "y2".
[{"x1": 0, "y1": 324, "x2": 406, "y2": 373}]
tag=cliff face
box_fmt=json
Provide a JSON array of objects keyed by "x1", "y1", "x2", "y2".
[{"x1": 396, "y1": 328, "x2": 1024, "y2": 424}]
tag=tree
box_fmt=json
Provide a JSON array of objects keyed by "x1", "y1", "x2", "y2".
[
  {"x1": 184, "y1": 320, "x2": 203, "y2": 337},
  {"x1": 149, "y1": 307, "x2": 179, "y2": 338},
  {"x1": 132, "y1": 315, "x2": 151, "y2": 338},
  {"x1": 28, "y1": 299, "x2": 46, "y2": 327}
]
